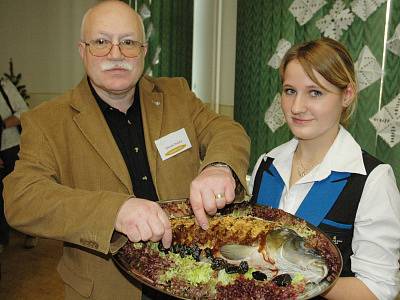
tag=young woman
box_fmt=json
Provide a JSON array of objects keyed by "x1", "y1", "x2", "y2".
[{"x1": 250, "y1": 38, "x2": 400, "y2": 300}]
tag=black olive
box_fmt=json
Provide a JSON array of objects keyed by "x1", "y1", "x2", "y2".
[
  {"x1": 252, "y1": 271, "x2": 268, "y2": 281},
  {"x1": 272, "y1": 274, "x2": 292, "y2": 287},
  {"x1": 204, "y1": 247, "x2": 213, "y2": 258},
  {"x1": 238, "y1": 261, "x2": 249, "y2": 274},
  {"x1": 224, "y1": 264, "x2": 240, "y2": 274},
  {"x1": 211, "y1": 258, "x2": 227, "y2": 270}
]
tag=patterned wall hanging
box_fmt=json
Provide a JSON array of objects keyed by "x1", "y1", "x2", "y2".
[
  {"x1": 355, "y1": 45, "x2": 382, "y2": 91},
  {"x1": 316, "y1": 0, "x2": 355, "y2": 40},
  {"x1": 267, "y1": 39, "x2": 292, "y2": 69},
  {"x1": 138, "y1": 2, "x2": 161, "y2": 77},
  {"x1": 350, "y1": 0, "x2": 387, "y2": 22},
  {"x1": 264, "y1": 93, "x2": 286, "y2": 133},
  {"x1": 370, "y1": 93, "x2": 400, "y2": 147},
  {"x1": 139, "y1": 3, "x2": 151, "y2": 19},
  {"x1": 387, "y1": 23, "x2": 400, "y2": 57},
  {"x1": 289, "y1": 0, "x2": 327, "y2": 26}
]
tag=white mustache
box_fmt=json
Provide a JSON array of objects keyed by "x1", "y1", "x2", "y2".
[{"x1": 100, "y1": 61, "x2": 133, "y2": 71}]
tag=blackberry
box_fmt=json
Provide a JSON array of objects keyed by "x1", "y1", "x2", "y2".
[
  {"x1": 238, "y1": 261, "x2": 249, "y2": 274},
  {"x1": 171, "y1": 243, "x2": 182, "y2": 254},
  {"x1": 191, "y1": 246, "x2": 201, "y2": 262},
  {"x1": 224, "y1": 264, "x2": 240, "y2": 274},
  {"x1": 204, "y1": 247, "x2": 213, "y2": 258},
  {"x1": 184, "y1": 245, "x2": 193, "y2": 256},
  {"x1": 211, "y1": 258, "x2": 227, "y2": 270}
]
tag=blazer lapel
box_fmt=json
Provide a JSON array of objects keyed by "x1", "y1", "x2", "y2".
[
  {"x1": 70, "y1": 79, "x2": 132, "y2": 194},
  {"x1": 139, "y1": 76, "x2": 164, "y2": 192}
]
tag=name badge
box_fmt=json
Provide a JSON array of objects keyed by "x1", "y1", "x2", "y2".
[{"x1": 155, "y1": 128, "x2": 192, "y2": 161}]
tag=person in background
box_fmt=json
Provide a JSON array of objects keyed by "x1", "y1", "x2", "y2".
[
  {"x1": 3, "y1": 1, "x2": 250, "y2": 299},
  {"x1": 0, "y1": 77, "x2": 38, "y2": 252},
  {"x1": 249, "y1": 38, "x2": 400, "y2": 299}
]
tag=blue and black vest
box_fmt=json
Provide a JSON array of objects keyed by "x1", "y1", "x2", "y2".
[{"x1": 251, "y1": 152, "x2": 381, "y2": 277}]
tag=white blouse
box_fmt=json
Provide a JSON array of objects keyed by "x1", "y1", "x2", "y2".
[{"x1": 250, "y1": 127, "x2": 400, "y2": 300}]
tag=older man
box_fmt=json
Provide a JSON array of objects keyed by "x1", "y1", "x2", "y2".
[{"x1": 4, "y1": 1, "x2": 250, "y2": 299}]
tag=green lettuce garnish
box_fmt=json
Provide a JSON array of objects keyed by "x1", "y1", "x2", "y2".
[
  {"x1": 243, "y1": 267, "x2": 257, "y2": 280},
  {"x1": 132, "y1": 242, "x2": 143, "y2": 249},
  {"x1": 217, "y1": 269, "x2": 238, "y2": 285},
  {"x1": 148, "y1": 241, "x2": 159, "y2": 251},
  {"x1": 159, "y1": 253, "x2": 213, "y2": 286}
]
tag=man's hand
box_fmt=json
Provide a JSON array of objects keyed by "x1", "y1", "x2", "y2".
[
  {"x1": 115, "y1": 198, "x2": 172, "y2": 248},
  {"x1": 190, "y1": 165, "x2": 236, "y2": 230}
]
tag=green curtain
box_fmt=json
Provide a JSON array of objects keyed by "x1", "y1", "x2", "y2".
[
  {"x1": 235, "y1": 0, "x2": 400, "y2": 185},
  {"x1": 124, "y1": 0, "x2": 193, "y2": 84}
]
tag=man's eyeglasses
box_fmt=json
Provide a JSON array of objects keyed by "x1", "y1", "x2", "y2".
[{"x1": 81, "y1": 38, "x2": 146, "y2": 58}]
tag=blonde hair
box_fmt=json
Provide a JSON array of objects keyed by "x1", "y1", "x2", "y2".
[{"x1": 279, "y1": 38, "x2": 357, "y2": 127}]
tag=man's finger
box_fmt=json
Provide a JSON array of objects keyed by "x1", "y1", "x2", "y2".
[
  {"x1": 190, "y1": 189, "x2": 209, "y2": 230},
  {"x1": 158, "y1": 209, "x2": 172, "y2": 248},
  {"x1": 202, "y1": 189, "x2": 217, "y2": 215},
  {"x1": 215, "y1": 194, "x2": 226, "y2": 209},
  {"x1": 148, "y1": 214, "x2": 165, "y2": 241},
  {"x1": 224, "y1": 185, "x2": 236, "y2": 204},
  {"x1": 137, "y1": 220, "x2": 152, "y2": 241},
  {"x1": 126, "y1": 224, "x2": 141, "y2": 243}
]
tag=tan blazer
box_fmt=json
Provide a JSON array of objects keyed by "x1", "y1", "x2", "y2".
[{"x1": 4, "y1": 76, "x2": 250, "y2": 299}]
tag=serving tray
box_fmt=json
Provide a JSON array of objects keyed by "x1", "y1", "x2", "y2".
[{"x1": 113, "y1": 200, "x2": 342, "y2": 300}]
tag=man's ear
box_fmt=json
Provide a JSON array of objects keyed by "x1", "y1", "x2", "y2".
[
  {"x1": 343, "y1": 85, "x2": 355, "y2": 107},
  {"x1": 78, "y1": 42, "x2": 85, "y2": 60}
]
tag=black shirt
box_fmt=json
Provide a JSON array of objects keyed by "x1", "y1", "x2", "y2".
[{"x1": 89, "y1": 79, "x2": 159, "y2": 201}]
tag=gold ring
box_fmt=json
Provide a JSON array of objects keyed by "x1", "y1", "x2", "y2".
[{"x1": 215, "y1": 193, "x2": 225, "y2": 200}]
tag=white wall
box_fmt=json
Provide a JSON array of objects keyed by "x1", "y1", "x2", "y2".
[
  {"x1": 192, "y1": 0, "x2": 237, "y2": 117},
  {"x1": 0, "y1": 0, "x2": 99, "y2": 107}
]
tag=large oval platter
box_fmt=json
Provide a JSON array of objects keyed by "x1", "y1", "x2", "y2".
[{"x1": 113, "y1": 200, "x2": 342, "y2": 300}]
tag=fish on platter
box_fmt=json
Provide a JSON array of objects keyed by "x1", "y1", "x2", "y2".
[{"x1": 219, "y1": 228, "x2": 328, "y2": 283}]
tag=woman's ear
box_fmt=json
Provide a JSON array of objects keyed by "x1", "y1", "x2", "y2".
[{"x1": 342, "y1": 85, "x2": 355, "y2": 107}]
